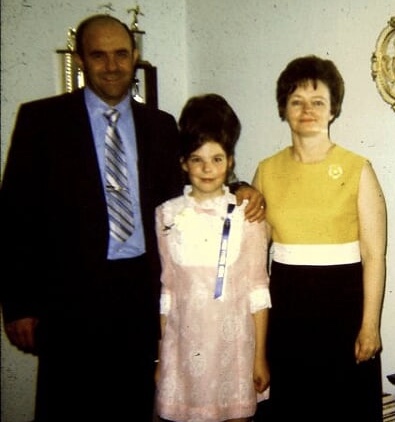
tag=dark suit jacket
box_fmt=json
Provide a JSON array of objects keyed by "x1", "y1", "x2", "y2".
[{"x1": 0, "y1": 88, "x2": 183, "y2": 329}]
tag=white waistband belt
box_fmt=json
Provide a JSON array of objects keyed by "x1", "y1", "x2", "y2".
[{"x1": 273, "y1": 241, "x2": 361, "y2": 265}]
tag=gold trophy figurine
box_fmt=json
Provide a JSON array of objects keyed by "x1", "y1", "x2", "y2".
[
  {"x1": 127, "y1": 4, "x2": 146, "y2": 58},
  {"x1": 128, "y1": 5, "x2": 144, "y2": 31}
]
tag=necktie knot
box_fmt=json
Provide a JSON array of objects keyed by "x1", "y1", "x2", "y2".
[{"x1": 104, "y1": 108, "x2": 120, "y2": 125}]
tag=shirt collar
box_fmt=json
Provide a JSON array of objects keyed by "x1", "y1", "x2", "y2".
[{"x1": 84, "y1": 86, "x2": 132, "y2": 116}]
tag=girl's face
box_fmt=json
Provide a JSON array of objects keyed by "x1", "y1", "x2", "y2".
[
  {"x1": 285, "y1": 79, "x2": 334, "y2": 137},
  {"x1": 181, "y1": 141, "x2": 233, "y2": 201}
]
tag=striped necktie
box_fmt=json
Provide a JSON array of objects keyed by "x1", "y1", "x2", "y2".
[{"x1": 104, "y1": 108, "x2": 134, "y2": 242}]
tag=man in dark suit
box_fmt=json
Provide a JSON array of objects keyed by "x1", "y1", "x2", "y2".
[{"x1": 0, "y1": 14, "x2": 264, "y2": 422}]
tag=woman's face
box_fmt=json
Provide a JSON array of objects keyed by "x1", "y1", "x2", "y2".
[
  {"x1": 285, "y1": 79, "x2": 334, "y2": 137},
  {"x1": 181, "y1": 141, "x2": 233, "y2": 201}
]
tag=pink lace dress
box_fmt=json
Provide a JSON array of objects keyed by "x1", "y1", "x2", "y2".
[{"x1": 155, "y1": 186, "x2": 271, "y2": 422}]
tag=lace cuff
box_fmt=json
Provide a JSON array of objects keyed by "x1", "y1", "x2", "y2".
[
  {"x1": 160, "y1": 292, "x2": 172, "y2": 315},
  {"x1": 249, "y1": 287, "x2": 271, "y2": 314}
]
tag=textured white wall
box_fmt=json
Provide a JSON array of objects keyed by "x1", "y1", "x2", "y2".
[{"x1": 1, "y1": 0, "x2": 394, "y2": 420}]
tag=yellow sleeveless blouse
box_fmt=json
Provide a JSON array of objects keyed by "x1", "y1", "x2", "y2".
[{"x1": 252, "y1": 145, "x2": 367, "y2": 264}]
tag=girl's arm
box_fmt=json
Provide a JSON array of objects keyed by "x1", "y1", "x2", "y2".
[
  {"x1": 252, "y1": 308, "x2": 270, "y2": 393},
  {"x1": 155, "y1": 314, "x2": 167, "y2": 384}
]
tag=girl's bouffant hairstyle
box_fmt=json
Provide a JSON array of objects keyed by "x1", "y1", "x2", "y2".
[
  {"x1": 276, "y1": 55, "x2": 345, "y2": 121},
  {"x1": 178, "y1": 93, "x2": 241, "y2": 160}
]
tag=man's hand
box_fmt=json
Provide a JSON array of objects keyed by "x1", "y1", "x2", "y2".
[
  {"x1": 4, "y1": 317, "x2": 39, "y2": 355},
  {"x1": 234, "y1": 185, "x2": 265, "y2": 222}
]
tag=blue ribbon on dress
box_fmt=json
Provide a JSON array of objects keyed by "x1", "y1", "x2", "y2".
[{"x1": 214, "y1": 203, "x2": 236, "y2": 299}]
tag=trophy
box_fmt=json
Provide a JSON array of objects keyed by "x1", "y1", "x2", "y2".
[
  {"x1": 56, "y1": 28, "x2": 84, "y2": 93},
  {"x1": 128, "y1": 5, "x2": 146, "y2": 59}
]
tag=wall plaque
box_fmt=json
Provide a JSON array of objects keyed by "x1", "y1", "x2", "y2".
[{"x1": 371, "y1": 17, "x2": 395, "y2": 112}]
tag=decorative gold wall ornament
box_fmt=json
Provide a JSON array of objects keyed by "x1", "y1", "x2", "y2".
[{"x1": 371, "y1": 17, "x2": 395, "y2": 112}]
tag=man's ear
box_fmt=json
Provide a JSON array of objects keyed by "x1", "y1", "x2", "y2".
[
  {"x1": 72, "y1": 52, "x2": 84, "y2": 72},
  {"x1": 132, "y1": 48, "x2": 139, "y2": 66}
]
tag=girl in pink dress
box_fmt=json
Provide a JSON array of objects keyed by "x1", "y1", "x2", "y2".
[{"x1": 155, "y1": 94, "x2": 271, "y2": 422}]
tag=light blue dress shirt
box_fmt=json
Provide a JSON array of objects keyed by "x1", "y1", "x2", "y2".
[{"x1": 84, "y1": 87, "x2": 146, "y2": 259}]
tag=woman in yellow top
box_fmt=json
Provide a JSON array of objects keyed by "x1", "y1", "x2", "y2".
[{"x1": 252, "y1": 55, "x2": 387, "y2": 422}]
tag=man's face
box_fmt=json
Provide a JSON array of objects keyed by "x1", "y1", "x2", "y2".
[{"x1": 75, "y1": 20, "x2": 138, "y2": 106}]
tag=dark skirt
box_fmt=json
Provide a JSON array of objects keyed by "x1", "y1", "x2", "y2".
[{"x1": 265, "y1": 261, "x2": 383, "y2": 422}]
